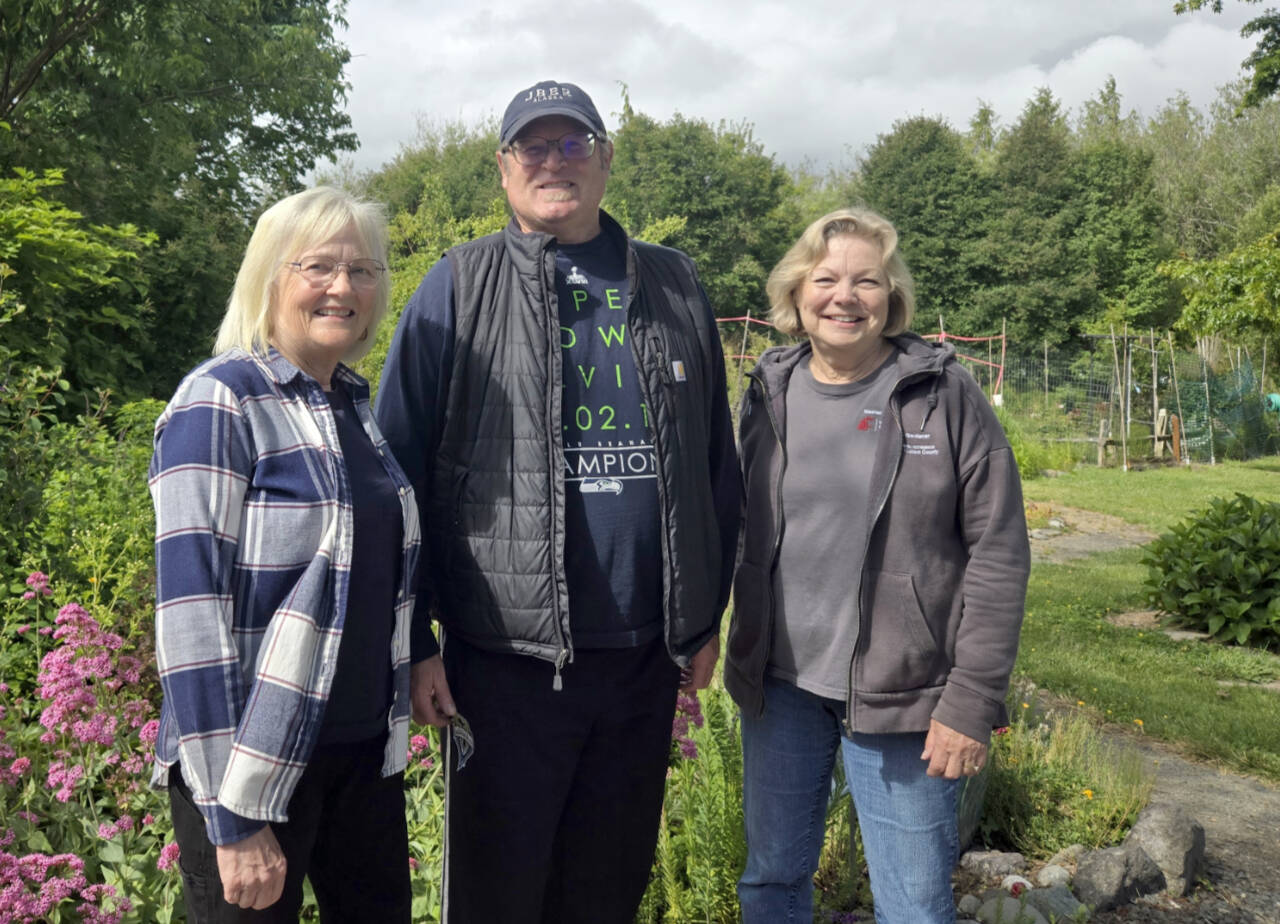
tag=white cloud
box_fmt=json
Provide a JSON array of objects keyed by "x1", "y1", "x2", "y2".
[{"x1": 326, "y1": 0, "x2": 1261, "y2": 176}]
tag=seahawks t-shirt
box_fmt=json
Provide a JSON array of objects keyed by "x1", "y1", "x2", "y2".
[{"x1": 556, "y1": 234, "x2": 662, "y2": 648}]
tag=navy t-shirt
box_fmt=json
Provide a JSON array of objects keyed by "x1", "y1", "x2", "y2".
[
  {"x1": 556, "y1": 234, "x2": 663, "y2": 647},
  {"x1": 317, "y1": 384, "x2": 403, "y2": 743}
]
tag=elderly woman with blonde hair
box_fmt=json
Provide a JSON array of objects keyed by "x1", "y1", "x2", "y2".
[
  {"x1": 726, "y1": 208, "x2": 1030, "y2": 924},
  {"x1": 149, "y1": 186, "x2": 428, "y2": 922}
]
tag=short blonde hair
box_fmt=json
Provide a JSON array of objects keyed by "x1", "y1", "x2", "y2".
[
  {"x1": 215, "y1": 187, "x2": 390, "y2": 364},
  {"x1": 766, "y1": 207, "x2": 915, "y2": 338}
]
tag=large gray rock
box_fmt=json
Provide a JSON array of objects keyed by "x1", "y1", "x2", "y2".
[
  {"x1": 958, "y1": 893, "x2": 983, "y2": 916},
  {"x1": 1074, "y1": 843, "x2": 1166, "y2": 912},
  {"x1": 1047, "y1": 844, "x2": 1086, "y2": 868},
  {"x1": 1035, "y1": 864, "x2": 1072, "y2": 888},
  {"x1": 1124, "y1": 802, "x2": 1206, "y2": 896},
  {"x1": 960, "y1": 849, "x2": 1028, "y2": 880},
  {"x1": 1025, "y1": 884, "x2": 1089, "y2": 922},
  {"x1": 976, "y1": 895, "x2": 1049, "y2": 924}
]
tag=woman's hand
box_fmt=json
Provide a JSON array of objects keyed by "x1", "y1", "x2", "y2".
[
  {"x1": 411, "y1": 655, "x2": 457, "y2": 727},
  {"x1": 920, "y1": 718, "x2": 988, "y2": 780},
  {"x1": 215, "y1": 825, "x2": 287, "y2": 909}
]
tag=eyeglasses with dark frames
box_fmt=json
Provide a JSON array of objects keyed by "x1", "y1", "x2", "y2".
[{"x1": 503, "y1": 131, "x2": 598, "y2": 166}]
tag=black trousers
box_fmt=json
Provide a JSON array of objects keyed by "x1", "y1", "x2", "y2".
[
  {"x1": 441, "y1": 635, "x2": 681, "y2": 924},
  {"x1": 168, "y1": 735, "x2": 411, "y2": 923}
]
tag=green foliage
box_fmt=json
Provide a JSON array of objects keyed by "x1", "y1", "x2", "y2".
[
  {"x1": 1143, "y1": 493, "x2": 1280, "y2": 647},
  {"x1": 980, "y1": 705, "x2": 1152, "y2": 856},
  {"x1": 1162, "y1": 226, "x2": 1280, "y2": 342},
  {"x1": 32, "y1": 399, "x2": 162, "y2": 639},
  {"x1": 995, "y1": 407, "x2": 1086, "y2": 479},
  {"x1": 636, "y1": 687, "x2": 746, "y2": 924},
  {"x1": 0, "y1": 352, "x2": 69, "y2": 577},
  {"x1": 607, "y1": 92, "x2": 798, "y2": 318},
  {"x1": 858, "y1": 116, "x2": 991, "y2": 333},
  {"x1": 0, "y1": 164, "x2": 154, "y2": 401},
  {"x1": 1, "y1": 0, "x2": 358, "y2": 399}
]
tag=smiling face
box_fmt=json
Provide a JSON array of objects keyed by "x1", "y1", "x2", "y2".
[
  {"x1": 497, "y1": 115, "x2": 612, "y2": 244},
  {"x1": 269, "y1": 224, "x2": 375, "y2": 388},
  {"x1": 796, "y1": 234, "x2": 892, "y2": 368}
]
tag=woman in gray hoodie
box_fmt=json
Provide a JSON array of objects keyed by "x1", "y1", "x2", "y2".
[{"x1": 727, "y1": 208, "x2": 1030, "y2": 924}]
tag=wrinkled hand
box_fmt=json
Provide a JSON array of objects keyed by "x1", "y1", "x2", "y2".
[
  {"x1": 411, "y1": 655, "x2": 456, "y2": 727},
  {"x1": 921, "y1": 718, "x2": 988, "y2": 780},
  {"x1": 680, "y1": 635, "x2": 720, "y2": 692},
  {"x1": 216, "y1": 825, "x2": 286, "y2": 910}
]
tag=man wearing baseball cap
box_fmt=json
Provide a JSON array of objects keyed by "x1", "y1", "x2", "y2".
[{"x1": 376, "y1": 80, "x2": 740, "y2": 922}]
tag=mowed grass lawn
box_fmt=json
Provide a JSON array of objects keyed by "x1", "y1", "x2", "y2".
[{"x1": 1015, "y1": 459, "x2": 1280, "y2": 783}]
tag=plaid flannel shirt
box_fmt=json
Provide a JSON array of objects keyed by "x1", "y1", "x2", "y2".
[{"x1": 148, "y1": 348, "x2": 421, "y2": 845}]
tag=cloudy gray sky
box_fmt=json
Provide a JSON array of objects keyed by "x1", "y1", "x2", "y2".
[{"x1": 330, "y1": 0, "x2": 1258, "y2": 175}]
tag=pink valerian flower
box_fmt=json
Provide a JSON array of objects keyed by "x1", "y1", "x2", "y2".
[
  {"x1": 97, "y1": 822, "x2": 119, "y2": 840},
  {"x1": 408, "y1": 857, "x2": 420, "y2": 871},
  {"x1": 138, "y1": 719, "x2": 160, "y2": 745},
  {"x1": 418, "y1": 757, "x2": 434, "y2": 769},
  {"x1": 45, "y1": 760, "x2": 85, "y2": 802},
  {"x1": 17, "y1": 811, "x2": 38, "y2": 824},
  {"x1": 409, "y1": 734, "x2": 429, "y2": 755},
  {"x1": 15, "y1": 625, "x2": 30, "y2": 634},
  {"x1": 21, "y1": 591, "x2": 34, "y2": 600},
  {"x1": 142, "y1": 813, "x2": 156, "y2": 826},
  {"x1": 1, "y1": 756, "x2": 32, "y2": 786},
  {"x1": 24, "y1": 572, "x2": 53, "y2": 597},
  {"x1": 156, "y1": 842, "x2": 181, "y2": 870}
]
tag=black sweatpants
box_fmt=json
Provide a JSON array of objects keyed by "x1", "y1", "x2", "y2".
[
  {"x1": 441, "y1": 635, "x2": 681, "y2": 924},
  {"x1": 168, "y1": 735, "x2": 411, "y2": 923}
]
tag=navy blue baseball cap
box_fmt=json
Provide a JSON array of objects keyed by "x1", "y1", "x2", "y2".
[{"x1": 500, "y1": 80, "x2": 607, "y2": 145}]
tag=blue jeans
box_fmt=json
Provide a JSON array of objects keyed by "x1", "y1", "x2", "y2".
[{"x1": 738, "y1": 677, "x2": 959, "y2": 924}]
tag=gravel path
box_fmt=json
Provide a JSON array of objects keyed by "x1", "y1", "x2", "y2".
[{"x1": 1092, "y1": 734, "x2": 1280, "y2": 923}]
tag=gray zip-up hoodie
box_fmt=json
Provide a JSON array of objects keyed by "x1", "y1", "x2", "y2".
[{"x1": 725, "y1": 332, "x2": 1029, "y2": 743}]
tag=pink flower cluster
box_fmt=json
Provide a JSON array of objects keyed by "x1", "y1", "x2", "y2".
[
  {"x1": 672, "y1": 692, "x2": 705, "y2": 761},
  {"x1": 21, "y1": 572, "x2": 53, "y2": 601},
  {"x1": 31, "y1": 603, "x2": 153, "y2": 801},
  {"x1": 0, "y1": 840, "x2": 132, "y2": 923},
  {"x1": 156, "y1": 842, "x2": 180, "y2": 871},
  {"x1": 408, "y1": 733, "x2": 435, "y2": 769}
]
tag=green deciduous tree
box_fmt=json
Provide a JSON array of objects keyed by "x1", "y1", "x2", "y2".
[
  {"x1": 1175, "y1": 0, "x2": 1280, "y2": 108},
  {"x1": 1, "y1": 0, "x2": 358, "y2": 398},
  {"x1": 606, "y1": 94, "x2": 797, "y2": 316},
  {"x1": 1162, "y1": 226, "x2": 1280, "y2": 341}
]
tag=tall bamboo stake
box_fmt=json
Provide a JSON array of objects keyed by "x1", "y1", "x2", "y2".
[
  {"x1": 1203, "y1": 354, "x2": 1216, "y2": 466},
  {"x1": 734, "y1": 308, "x2": 752, "y2": 407},
  {"x1": 1110, "y1": 325, "x2": 1128, "y2": 470},
  {"x1": 1166, "y1": 332, "x2": 1189, "y2": 466}
]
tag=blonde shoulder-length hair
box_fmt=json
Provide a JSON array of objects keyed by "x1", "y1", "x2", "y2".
[
  {"x1": 765, "y1": 207, "x2": 915, "y2": 338},
  {"x1": 214, "y1": 186, "x2": 390, "y2": 364}
]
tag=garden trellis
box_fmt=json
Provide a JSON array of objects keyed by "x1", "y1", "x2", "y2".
[{"x1": 715, "y1": 317, "x2": 1279, "y2": 466}]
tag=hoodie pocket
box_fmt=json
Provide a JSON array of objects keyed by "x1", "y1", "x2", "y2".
[{"x1": 858, "y1": 569, "x2": 940, "y2": 693}]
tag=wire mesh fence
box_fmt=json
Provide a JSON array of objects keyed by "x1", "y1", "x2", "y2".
[{"x1": 716, "y1": 317, "x2": 1280, "y2": 466}]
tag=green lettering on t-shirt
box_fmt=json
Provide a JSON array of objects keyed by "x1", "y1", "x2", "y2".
[
  {"x1": 598, "y1": 325, "x2": 625, "y2": 347},
  {"x1": 605, "y1": 288, "x2": 624, "y2": 310},
  {"x1": 561, "y1": 326, "x2": 576, "y2": 349},
  {"x1": 572, "y1": 289, "x2": 589, "y2": 312},
  {"x1": 578, "y1": 365, "x2": 595, "y2": 388}
]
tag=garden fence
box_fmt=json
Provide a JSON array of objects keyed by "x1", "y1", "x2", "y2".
[{"x1": 717, "y1": 317, "x2": 1280, "y2": 466}]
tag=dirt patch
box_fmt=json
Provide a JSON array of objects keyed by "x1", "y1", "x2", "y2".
[{"x1": 1028, "y1": 506, "x2": 1157, "y2": 564}]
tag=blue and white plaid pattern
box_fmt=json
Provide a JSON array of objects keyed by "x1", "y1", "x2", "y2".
[{"x1": 149, "y1": 348, "x2": 421, "y2": 845}]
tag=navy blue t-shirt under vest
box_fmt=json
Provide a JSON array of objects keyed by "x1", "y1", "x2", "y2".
[
  {"x1": 317, "y1": 384, "x2": 402, "y2": 743},
  {"x1": 556, "y1": 234, "x2": 662, "y2": 648}
]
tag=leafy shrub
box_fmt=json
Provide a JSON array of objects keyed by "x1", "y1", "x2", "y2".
[{"x1": 1142, "y1": 493, "x2": 1280, "y2": 648}]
